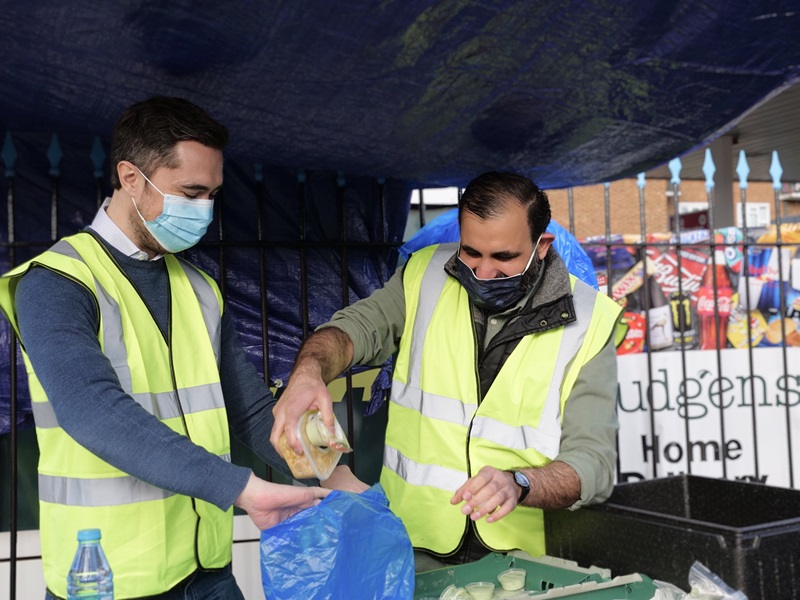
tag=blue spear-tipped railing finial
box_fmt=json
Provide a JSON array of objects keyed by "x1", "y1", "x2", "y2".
[
  {"x1": 297, "y1": 169, "x2": 306, "y2": 184},
  {"x1": 47, "y1": 133, "x2": 63, "y2": 177},
  {"x1": 90, "y1": 136, "x2": 105, "y2": 179},
  {"x1": 254, "y1": 163, "x2": 263, "y2": 183},
  {"x1": 769, "y1": 151, "x2": 783, "y2": 191},
  {"x1": 337, "y1": 170, "x2": 345, "y2": 187},
  {"x1": 669, "y1": 157, "x2": 682, "y2": 185},
  {"x1": 736, "y1": 149, "x2": 750, "y2": 190},
  {"x1": 637, "y1": 173, "x2": 645, "y2": 189},
  {"x1": 702, "y1": 148, "x2": 716, "y2": 191},
  {"x1": 2, "y1": 132, "x2": 17, "y2": 178}
]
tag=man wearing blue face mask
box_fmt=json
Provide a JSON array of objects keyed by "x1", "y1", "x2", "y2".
[
  {"x1": 0, "y1": 96, "x2": 329, "y2": 599},
  {"x1": 271, "y1": 171, "x2": 622, "y2": 569}
]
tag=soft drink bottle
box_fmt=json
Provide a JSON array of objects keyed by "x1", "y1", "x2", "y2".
[
  {"x1": 67, "y1": 529, "x2": 114, "y2": 599},
  {"x1": 668, "y1": 290, "x2": 697, "y2": 348},
  {"x1": 696, "y1": 250, "x2": 733, "y2": 350},
  {"x1": 756, "y1": 246, "x2": 792, "y2": 315}
]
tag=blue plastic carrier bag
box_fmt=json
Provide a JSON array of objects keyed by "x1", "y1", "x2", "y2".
[{"x1": 260, "y1": 483, "x2": 414, "y2": 599}]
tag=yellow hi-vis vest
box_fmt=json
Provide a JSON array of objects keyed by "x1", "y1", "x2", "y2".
[
  {"x1": 380, "y1": 243, "x2": 620, "y2": 557},
  {"x1": 0, "y1": 232, "x2": 232, "y2": 599}
]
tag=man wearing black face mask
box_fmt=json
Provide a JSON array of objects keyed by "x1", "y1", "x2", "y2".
[{"x1": 271, "y1": 171, "x2": 622, "y2": 569}]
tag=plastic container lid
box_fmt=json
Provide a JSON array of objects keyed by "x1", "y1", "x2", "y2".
[{"x1": 438, "y1": 584, "x2": 472, "y2": 600}]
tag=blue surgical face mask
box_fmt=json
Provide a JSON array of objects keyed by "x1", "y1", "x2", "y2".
[
  {"x1": 455, "y1": 234, "x2": 543, "y2": 311},
  {"x1": 130, "y1": 168, "x2": 214, "y2": 253}
]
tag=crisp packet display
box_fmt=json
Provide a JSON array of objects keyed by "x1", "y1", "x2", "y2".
[{"x1": 616, "y1": 312, "x2": 645, "y2": 355}]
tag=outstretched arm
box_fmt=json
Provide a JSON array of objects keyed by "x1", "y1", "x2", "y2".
[
  {"x1": 234, "y1": 473, "x2": 330, "y2": 530},
  {"x1": 269, "y1": 327, "x2": 354, "y2": 455},
  {"x1": 270, "y1": 268, "x2": 406, "y2": 461}
]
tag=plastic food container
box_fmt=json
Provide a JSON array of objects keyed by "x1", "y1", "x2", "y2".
[
  {"x1": 464, "y1": 581, "x2": 494, "y2": 599},
  {"x1": 277, "y1": 410, "x2": 351, "y2": 480},
  {"x1": 497, "y1": 567, "x2": 526, "y2": 591},
  {"x1": 438, "y1": 585, "x2": 471, "y2": 600}
]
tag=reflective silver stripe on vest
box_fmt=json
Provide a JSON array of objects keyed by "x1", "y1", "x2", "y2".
[
  {"x1": 531, "y1": 279, "x2": 597, "y2": 456},
  {"x1": 32, "y1": 383, "x2": 225, "y2": 429},
  {"x1": 96, "y1": 280, "x2": 133, "y2": 392},
  {"x1": 51, "y1": 239, "x2": 81, "y2": 258},
  {"x1": 406, "y1": 244, "x2": 455, "y2": 389},
  {"x1": 39, "y1": 451, "x2": 232, "y2": 506},
  {"x1": 390, "y1": 379, "x2": 477, "y2": 426},
  {"x1": 50, "y1": 240, "x2": 136, "y2": 393},
  {"x1": 393, "y1": 246, "x2": 597, "y2": 460},
  {"x1": 471, "y1": 416, "x2": 562, "y2": 459},
  {"x1": 177, "y1": 259, "x2": 222, "y2": 365},
  {"x1": 384, "y1": 445, "x2": 465, "y2": 493},
  {"x1": 39, "y1": 473, "x2": 175, "y2": 506}
]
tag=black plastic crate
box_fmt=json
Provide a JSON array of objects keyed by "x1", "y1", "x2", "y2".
[{"x1": 544, "y1": 475, "x2": 800, "y2": 600}]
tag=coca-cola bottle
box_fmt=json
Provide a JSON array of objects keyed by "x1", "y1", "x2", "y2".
[
  {"x1": 697, "y1": 250, "x2": 733, "y2": 350},
  {"x1": 645, "y1": 275, "x2": 674, "y2": 350}
]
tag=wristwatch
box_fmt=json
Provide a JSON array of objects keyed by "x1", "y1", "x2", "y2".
[{"x1": 511, "y1": 470, "x2": 531, "y2": 504}]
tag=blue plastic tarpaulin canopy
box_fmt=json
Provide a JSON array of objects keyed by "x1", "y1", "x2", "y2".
[{"x1": 1, "y1": 1, "x2": 799, "y2": 189}]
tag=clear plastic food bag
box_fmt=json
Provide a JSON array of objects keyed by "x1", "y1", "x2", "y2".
[{"x1": 651, "y1": 561, "x2": 747, "y2": 600}]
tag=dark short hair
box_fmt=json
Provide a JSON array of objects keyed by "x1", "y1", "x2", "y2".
[
  {"x1": 109, "y1": 96, "x2": 229, "y2": 189},
  {"x1": 458, "y1": 171, "x2": 551, "y2": 243}
]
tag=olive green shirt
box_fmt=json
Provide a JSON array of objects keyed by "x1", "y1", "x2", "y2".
[{"x1": 321, "y1": 257, "x2": 619, "y2": 508}]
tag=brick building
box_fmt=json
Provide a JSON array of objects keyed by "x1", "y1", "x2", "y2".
[
  {"x1": 547, "y1": 178, "x2": 800, "y2": 239},
  {"x1": 407, "y1": 178, "x2": 800, "y2": 241}
]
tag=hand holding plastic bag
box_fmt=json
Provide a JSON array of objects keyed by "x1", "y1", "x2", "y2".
[{"x1": 260, "y1": 483, "x2": 414, "y2": 599}]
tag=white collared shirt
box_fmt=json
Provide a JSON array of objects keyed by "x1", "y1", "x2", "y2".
[{"x1": 90, "y1": 198, "x2": 162, "y2": 261}]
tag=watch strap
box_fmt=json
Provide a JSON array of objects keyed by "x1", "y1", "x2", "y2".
[{"x1": 511, "y1": 470, "x2": 530, "y2": 504}]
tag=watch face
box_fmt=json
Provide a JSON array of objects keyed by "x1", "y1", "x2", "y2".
[{"x1": 514, "y1": 471, "x2": 530, "y2": 488}]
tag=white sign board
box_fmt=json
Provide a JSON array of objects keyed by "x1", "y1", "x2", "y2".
[{"x1": 616, "y1": 347, "x2": 800, "y2": 487}]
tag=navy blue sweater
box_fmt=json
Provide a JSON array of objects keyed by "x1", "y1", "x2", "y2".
[{"x1": 15, "y1": 235, "x2": 289, "y2": 510}]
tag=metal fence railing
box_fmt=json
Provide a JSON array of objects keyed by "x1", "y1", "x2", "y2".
[
  {"x1": 1, "y1": 142, "x2": 798, "y2": 596},
  {"x1": 575, "y1": 151, "x2": 799, "y2": 488}
]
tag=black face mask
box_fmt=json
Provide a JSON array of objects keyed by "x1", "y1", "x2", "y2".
[{"x1": 455, "y1": 235, "x2": 543, "y2": 311}]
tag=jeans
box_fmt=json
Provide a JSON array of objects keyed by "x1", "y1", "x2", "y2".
[{"x1": 46, "y1": 564, "x2": 245, "y2": 600}]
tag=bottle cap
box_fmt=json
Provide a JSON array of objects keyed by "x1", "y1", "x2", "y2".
[{"x1": 77, "y1": 528, "x2": 101, "y2": 542}]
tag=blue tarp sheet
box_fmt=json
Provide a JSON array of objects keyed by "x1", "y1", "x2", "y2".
[
  {"x1": 2, "y1": 1, "x2": 800, "y2": 432},
  {"x1": 1, "y1": 1, "x2": 799, "y2": 189}
]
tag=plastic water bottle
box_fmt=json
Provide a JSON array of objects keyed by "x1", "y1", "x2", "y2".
[{"x1": 66, "y1": 528, "x2": 114, "y2": 599}]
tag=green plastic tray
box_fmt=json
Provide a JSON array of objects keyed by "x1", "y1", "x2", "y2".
[{"x1": 414, "y1": 553, "x2": 657, "y2": 599}]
